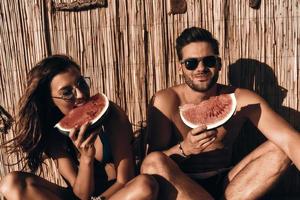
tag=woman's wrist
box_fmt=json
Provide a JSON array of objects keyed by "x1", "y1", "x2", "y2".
[{"x1": 80, "y1": 155, "x2": 94, "y2": 164}]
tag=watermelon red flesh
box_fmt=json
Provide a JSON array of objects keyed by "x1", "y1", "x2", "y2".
[
  {"x1": 57, "y1": 93, "x2": 108, "y2": 130},
  {"x1": 180, "y1": 94, "x2": 235, "y2": 128}
]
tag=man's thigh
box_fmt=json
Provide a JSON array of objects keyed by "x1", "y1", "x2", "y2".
[
  {"x1": 193, "y1": 170, "x2": 230, "y2": 200},
  {"x1": 225, "y1": 141, "x2": 289, "y2": 199},
  {"x1": 228, "y1": 141, "x2": 288, "y2": 181}
]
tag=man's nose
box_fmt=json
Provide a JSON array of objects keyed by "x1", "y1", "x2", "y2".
[{"x1": 195, "y1": 61, "x2": 206, "y2": 71}]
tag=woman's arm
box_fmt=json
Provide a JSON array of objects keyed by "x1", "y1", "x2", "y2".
[
  {"x1": 47, "y1": 127, "x2": 98, "y2": 200},
  {"x1": 100, "y1": 103, "x2": 135, "y2": 198}
]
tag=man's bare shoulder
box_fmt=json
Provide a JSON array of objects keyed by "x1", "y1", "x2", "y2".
[
  {"x1": 219, "y1": 84, "x2": 260, "y2": 106},
  {"x1": 150, "y1": 85, "x2": 183, "y2": 115},
  {"x1": 152, "y1": 86, "x2": 180, "y2": 106},
  {"x1": 234, "y1": 87, "x2": 266, "y2": 107}
]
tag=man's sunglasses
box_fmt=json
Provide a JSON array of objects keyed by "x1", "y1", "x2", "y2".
[{"x1": 180, "y1": 55, "x2": 221, "y2": 70}]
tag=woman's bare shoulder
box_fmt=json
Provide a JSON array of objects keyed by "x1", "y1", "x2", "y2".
[
  {"x1": 106, "y1": 101, "x2": 129, "y2": 121},
  {"x1": 103, "y1": 101, "x2": 132, "y2": 134}
]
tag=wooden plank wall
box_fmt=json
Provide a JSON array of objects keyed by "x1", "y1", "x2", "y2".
[{"x1": 0, "y1": 0, "x2": 299, "y2": 197}]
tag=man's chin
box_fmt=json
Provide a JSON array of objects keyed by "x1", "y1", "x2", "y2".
[
  {"x1": 188, "y1": 81, "x2": 217, "y2": 92},
  {"x1": 183, "y1": 74, "x2": 218, "y2": 92},
  {"x1": 189, "y1": 84, "x2": 210, "y2": 92}
]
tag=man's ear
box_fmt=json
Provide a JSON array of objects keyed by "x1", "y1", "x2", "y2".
[
  {"x1": 217, "y1": 57, "x2": 222, "y2": 70},
  {"x1": 177, "y1": 62, "x2": 183, "y2": 75}
]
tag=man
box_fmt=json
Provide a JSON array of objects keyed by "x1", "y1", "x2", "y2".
[{"x1": 141, "y1": 27, "x2": 300, "y2": 199}]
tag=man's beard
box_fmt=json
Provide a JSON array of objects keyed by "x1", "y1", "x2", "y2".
[{"x1": 183, "y1": 72, "x2": 219, "y2": 92}]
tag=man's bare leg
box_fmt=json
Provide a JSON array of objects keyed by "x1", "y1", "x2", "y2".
[
  {"x1": 141, "y1": 152, "x2": 214, "y2": 200},
  {"x1": 109, "y1": 174, "x2": 158, "y2": 200},
  {"x1": 225, "y1": 141, "x2": 290, "y2": 200}
]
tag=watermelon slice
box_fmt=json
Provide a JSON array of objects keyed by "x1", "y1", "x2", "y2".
[
  {"x1": 179, "y1": 93, "x2": 237, "y2": 129},
  {"x1": 55, "y1": 93, "x2": 109, "y2": 134}
]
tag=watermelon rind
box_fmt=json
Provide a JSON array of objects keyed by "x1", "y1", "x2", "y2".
[
  {"x1": 179, "y1": 93, "x2": 237, "y2": 130},
  {"x1": 54, "y1": 93, "x2": 109, "y2": 134}
]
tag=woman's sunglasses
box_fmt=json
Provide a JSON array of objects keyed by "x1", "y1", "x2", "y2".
[
  {"x1": 52, "y1": 76, "x2": 91, "y2": 102},
  {"x1": 180, "y1": 55, "x2": 221, "y2": 70}
]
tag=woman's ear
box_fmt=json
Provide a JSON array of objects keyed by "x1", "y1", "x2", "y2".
[{"x1": 47, "y1": 92, "x2": 56, "y2": 107}]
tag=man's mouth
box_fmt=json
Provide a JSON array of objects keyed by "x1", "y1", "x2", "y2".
[{"x1": 194, "y1": 74, "x2": 210, "y2": 81}]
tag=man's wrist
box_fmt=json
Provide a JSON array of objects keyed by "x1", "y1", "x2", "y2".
[
  {"x1": 178, "y1": 141, "x2": 189, "y2": 158},
  {"x1": 91, "y1": 196, "x2": 106, "y2": 200}
]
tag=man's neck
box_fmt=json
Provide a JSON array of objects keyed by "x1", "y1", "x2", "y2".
[{"x1": 183, "y1": 84, "x2": 219, "y2": 104}]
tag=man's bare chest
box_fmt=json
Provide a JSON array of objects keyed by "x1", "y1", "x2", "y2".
[{"x1": 171, "y1": 109, "x2": 248, "y2": 150}]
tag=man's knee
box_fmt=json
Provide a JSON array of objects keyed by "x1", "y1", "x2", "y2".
[
  {"x1": 141, "y1": 152, "x2": 174, "y2": 176},
  {"x1": 133, "y1": 175, "x2": 158, "y2": 199},
  {"x1": 141, "y1": 152, "x2": 167, "y2": 173}
]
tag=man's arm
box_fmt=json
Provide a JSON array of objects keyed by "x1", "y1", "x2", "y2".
[
  {"x1": 147, "y1": 90, "x2": 216, "y2": 158},
  {"x1": 147, "y1": 91, "x2": 180, "y2": 156},
  {"x1": 240, "y1": 89, "x2": 300, "y2": 170}
]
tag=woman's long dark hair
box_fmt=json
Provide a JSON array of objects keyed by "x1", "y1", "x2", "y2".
[{"x1": 2, "y1": 54, "x2": 80, "y2": 173}]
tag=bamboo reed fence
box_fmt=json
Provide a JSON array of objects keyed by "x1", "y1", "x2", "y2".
[{"x1": 0, "y1": 0, "x2": 299, "y2": 197}]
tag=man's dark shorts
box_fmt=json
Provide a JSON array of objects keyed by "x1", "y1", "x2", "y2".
[{"x1": 191, "y1": 169, "x2": 230, "y2": 200}]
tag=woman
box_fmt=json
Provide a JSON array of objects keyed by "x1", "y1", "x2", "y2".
[{"x1": 0, "y1": 55, "x2": 158, "y2": 200}]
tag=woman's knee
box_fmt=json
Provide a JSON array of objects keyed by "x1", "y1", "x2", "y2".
[
  {"x1": 0, "y1": 171, "x2": 28, "y2": 197},
  {"x1": 133, "y1": 175, "x2": 158, "y2": 200}
]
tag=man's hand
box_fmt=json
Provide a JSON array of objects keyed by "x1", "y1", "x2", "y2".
[{"x1": 181, "y1": 125, "x2": 217, "y2": 156}]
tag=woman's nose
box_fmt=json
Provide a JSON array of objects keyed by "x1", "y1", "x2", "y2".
[{"x1": 74, "y1": 87, "x2": 85, "y2": 99}]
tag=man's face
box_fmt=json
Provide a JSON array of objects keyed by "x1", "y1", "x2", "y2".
[{"x1": 180, "y1": 42, "x2": 220, "y2": 92}]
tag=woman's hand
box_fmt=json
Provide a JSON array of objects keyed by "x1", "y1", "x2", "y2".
[
  {"x1": 68, "y1": 122, "x2": 97, "y2": 199},
  {"x1": 69, "y1": 122, "x2": 98, "y2": 160},
  {"x1": 181, "y1": 125, "x2": 217, "y2": 156}
]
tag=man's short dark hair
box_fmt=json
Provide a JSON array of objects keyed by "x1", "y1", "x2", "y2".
[{"x1": 176, "y1": 27, "x2": 219, "y2": 60}]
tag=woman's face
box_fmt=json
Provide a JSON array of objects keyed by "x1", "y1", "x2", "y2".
[{"x1": 50, "y1": 67, "x2": 90, "y2": 115}]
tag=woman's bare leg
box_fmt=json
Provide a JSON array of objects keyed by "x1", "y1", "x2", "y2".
[
  {"x1": 0, "y1": 171, "x2": 71, "y2": 200},
  {"x1": 0, "y1": 172, "x2": 158, "y2": 200}
]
